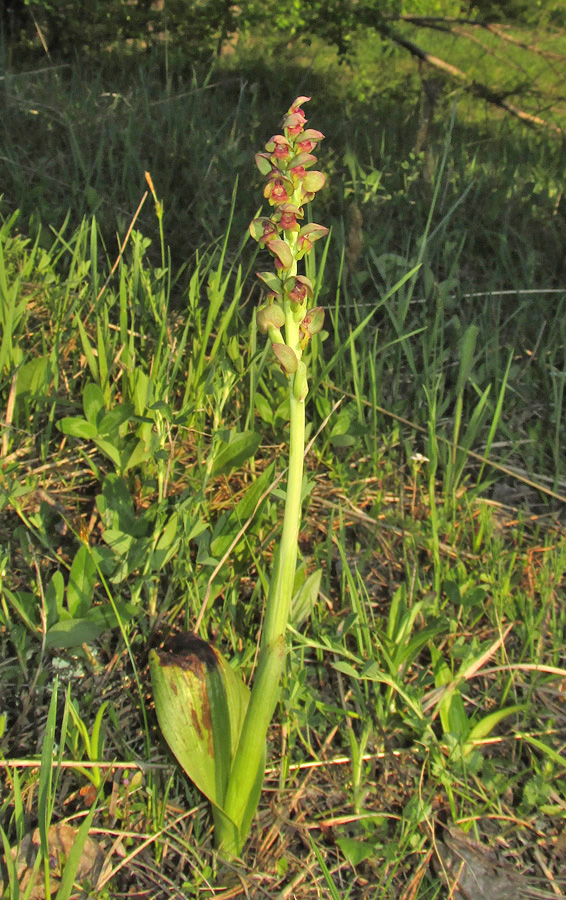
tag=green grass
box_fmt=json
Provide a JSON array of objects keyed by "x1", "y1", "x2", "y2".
[{"x1": 1, "y1": 19, "x2": 566, "y2": 899}]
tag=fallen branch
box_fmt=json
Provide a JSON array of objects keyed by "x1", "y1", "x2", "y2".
[
  {"x1": 374, "y1": 20, "x2": 563, "y2": 136},
  {"x1": 398, "y1": 14, "x2": 566, "y2": 63}
]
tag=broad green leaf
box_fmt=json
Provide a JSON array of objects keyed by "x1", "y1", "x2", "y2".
[
  {"x1": 336, "y1": 836, "x2": 374, "y2": 866},
  {"x1": 85, "y1": 602, "x2": 137, "y2": 629},
  {"x1": 83, "y1": 382, "x2": 106, "y2": 426},
  {"x1": 97, "y1": 473, "x2": 137, "y2": 531},
  {"x1": 211, "y1": 430, "x2": 261, "y2": 477},
  {"x1": 58, "y1": 417, "x2": 97, "y2": 439},
  {"x1": 447, "y1": 691, "x2": 470, "y2": 742},
  {"x1": 150, "y1": 634, "x2": 251, "y2": 812},
  {"x1": 67, "y1": 544, "x2": 96, "y2": 617},
  {"x1": 254, "y1": 392, "x2": 274, "y2": 425},
  {"x1": 101, "y1": 527, "x2": 137, "y2": 556},
  {"x1": 333, "y1": 660, "x2": 359, "y2": 678},
  {"x1": 222, "y1": 637, "x2": 284, "y2": 845},
  {"x1": 330, "y1": 433, "x2": 355, "y2": 448},
  {"x1": 97, "y1": 403, "x2": 135, "y2": 436},
  {"x1": 14, "y1": 355, "x2": 51, "y2": 400},
  {"x1": 46, "y1": 618, "x2": 105, "y2": 649},
  {"x1": 431, "y1": 645, "x2": 457, "y2": 737},
  {"x1": 45, "y1": 570, "x2": 64, "y2": 626},
  {"x1": 92, "y1": 436, "x2": 122, "y2": 468},
  {"x1": 121, "y1": 437, "x2": 152, "y2": 473}
]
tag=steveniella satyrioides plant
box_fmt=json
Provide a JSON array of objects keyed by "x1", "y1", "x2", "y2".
[{"x1": 151, "y1": 96, "x2": 329, "y2": 859}]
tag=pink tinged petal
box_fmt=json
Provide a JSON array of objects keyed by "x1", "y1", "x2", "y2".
[
  {"x1": 300, "y1": 129, "x2": 324, "y2": 143},
  {"x1": 264, "y1": 179, "x2": 289, "y2": 204},
  {"x1": 264, "y1": 173, "x2": 294, "y2": 205},
  {"x1": 288, "y1": 152, "x2": 317, "y2": 169},
  {"x1": 290, "y1": 285, "x2": 307, "y2": 303},
  {"x1": 273, "y1": 145, "x2": 290, "y2": 160},
  {"x1": 262, "y1": 222, "x2": 278, "y2": 241},
  {"x1": 297, "y1": 234, "x2": 312, "y2": 254},
  {"x1": 272, "y1": 343, "x2": 298, "y2": 375},
  {"x1": 283, "y1": 112, "x2": 307, "y2": 136},
  {"x1": 290, "y1": 165, "x2": 307, "y2": 181},
  {"x1": 298, "y1": 223, "x2": 329, "y2": 244},
  {"x1": 265, "y1": 134, "x2": 291, "y2": 154},
  {"x1": 249, "y1": 217, "x2": 279, "y2": 244},
  {"x1": 280, "y1": 210, "x2": 298, "y2": 230},
  {"x1": 267, "y1": 238, "x2": 294, "y2": 270},
  {"x1": 288, "y1": 96, "x2": 311, "y2": 113},
  {"x1": 275, "y1": 202, "x2": 302, "y2": 222},
  {"x1": 284, "y1": 275, "x2": 313, "y2": 304}
]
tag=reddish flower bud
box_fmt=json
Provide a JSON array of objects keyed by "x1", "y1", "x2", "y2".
[
  {"x1": 265, "y1": 134, "x2": 291, "y2": 161},
  {"x1": 262, "y1": 220, "x2": 278, "y2": 241},
  {"x1": 264, "y1": 177, "x2": 290, "y2": 205},
  {"x1": 281, "y1": 210, "x2": 298, "y2": 230},
  {"x1": 271, "y1": 203, "x2": 302, "y2": 233},
  {"x1": 288, "y1": 96, "x2": 311, "y2": 114},
  {"x1": 283, "y1": 97, "x2": 311, "y2": 135},
  {"x1": 296, "y1": 223, "x2": 329, "y2": 257},
  {"x1": 284, "y1": 275, "x2": 313, "y2": 305},
  {"x1": 297, "y1": 129, "x2": 324, "y2": 153},
  {"x1": 284, "y1": 114, "x2": 306, "y2": 137},
  {"x1": 249, "y1": 216, "x2": 279, "y2": 245},
  {"x1": 290, "y1": 165, "x2": 307, "y2": 181}
]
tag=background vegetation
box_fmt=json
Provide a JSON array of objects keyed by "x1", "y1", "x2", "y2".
[{"x1": 1, "y1": 1, "x2": 566, "y2": 897}]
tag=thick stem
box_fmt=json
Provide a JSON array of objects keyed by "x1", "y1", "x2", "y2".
[
  {"x1": 262, "y1": 382, "x2": 305, "y2": 647},
  {"x1": 221, "y1": 635, "x2": 285, "y2": 852},
  {"x1": 220, "y1": 304, "x2": 307, "y2": 854}
]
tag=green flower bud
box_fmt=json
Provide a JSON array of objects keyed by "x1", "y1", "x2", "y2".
[{"x1": 257, "y1": 303, "x2": 285, "y2": 334}]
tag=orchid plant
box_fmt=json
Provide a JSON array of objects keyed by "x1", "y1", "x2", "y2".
[{"x1": 150, "y1": 97, "x2": 328, "y2": 859}]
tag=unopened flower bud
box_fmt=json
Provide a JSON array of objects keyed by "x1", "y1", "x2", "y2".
[{"x1": 292, "y1": 361, "x2": 309, "y2": 402}]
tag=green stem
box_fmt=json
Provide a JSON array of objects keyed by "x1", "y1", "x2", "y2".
[
  {"x1": 262, "y1": 357, "x2": 305, "y2": 643},
  {"x1": 221, "y1": 302, "x2": 307, "y2": 854}
]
